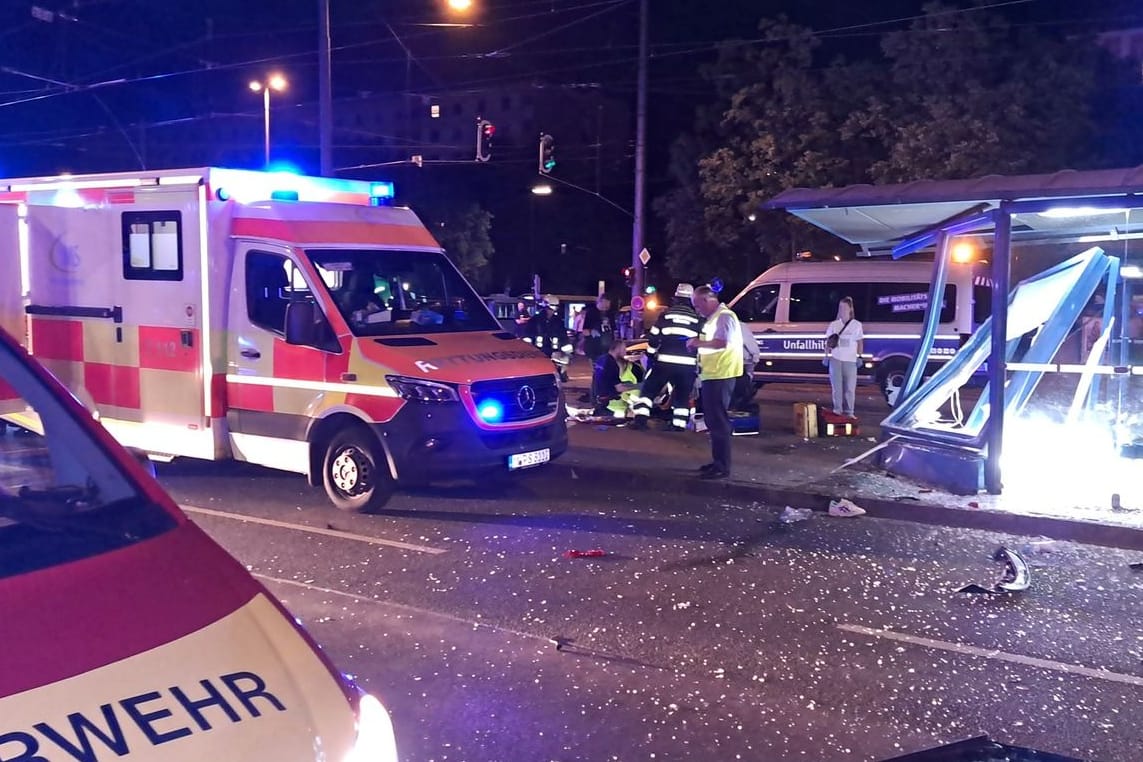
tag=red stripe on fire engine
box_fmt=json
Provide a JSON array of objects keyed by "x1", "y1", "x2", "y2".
[
  {"x1": 231, "y1": 217, "x2": 440, "y2": 248},
  {"x1": 85, "y1": 362, "x2": 142, "y2": 410},
  {"x1": 0, "y1": 524, "x2": 262, "y2": 698},
  {"x1": 30, "y1": 318, "x2": 84, "y2": 362},
  {"x1": 227, "y1": 379, "x2": 275, "y2": 412},
  {"x1": 138, "y1": 326, "x2": 199, "y2": 372}
]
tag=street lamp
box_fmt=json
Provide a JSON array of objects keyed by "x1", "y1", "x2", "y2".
[
  {"x1": 446, "y1": 0, "x2": 474, "y2": 11},
  {"x1": 249, "y1": 73, "x2": 288, "y2": 167},
  {"x1": 531, "y1": 184, "x2": 553, "y2": 196}
]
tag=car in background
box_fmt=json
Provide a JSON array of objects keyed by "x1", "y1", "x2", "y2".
[{"x1": 0, "y1": 326, "x2": 397, "y2": 761}]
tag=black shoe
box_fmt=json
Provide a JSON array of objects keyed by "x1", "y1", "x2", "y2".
[
  {"x1": 698, "y1": 463, "x2": 717, "y2": 473},
  {"x1": 629, "y1": 418, "x2": 648, "y2": 430},
  {"x1": 700, "y1": 469, "x2": 729, "y2": 480}
]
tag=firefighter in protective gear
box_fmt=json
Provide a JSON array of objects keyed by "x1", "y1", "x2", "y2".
[
  {"x1": 630, "y1": 283, "x2": 700, "y2": 430},
  {"x1": 527, "y1": 298, "x2": 566, "y2": 358}
]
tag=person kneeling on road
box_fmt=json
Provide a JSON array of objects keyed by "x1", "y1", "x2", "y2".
[
  {"x1": 631, "y1": 283, "x2": 700, "y2": 431},
  {"x1": 593, "y1": 340, "x2": 643, "y2": 418}
]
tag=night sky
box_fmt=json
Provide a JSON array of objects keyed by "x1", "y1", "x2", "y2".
[{"x1": 1, "y1": 0, "x2": 1139, "y2": 291}]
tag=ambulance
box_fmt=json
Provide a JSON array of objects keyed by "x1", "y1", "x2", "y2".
[
  {"x1": 0, "y1": 168, "x2": 567, "y2": 512},
  {"x1": 0, "y1": 325, "x2": 398, "y2": 760}
]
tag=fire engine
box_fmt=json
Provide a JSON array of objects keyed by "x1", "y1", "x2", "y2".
[{"x1": 0, "y1": 168, "x2": 567, "y2": 511}]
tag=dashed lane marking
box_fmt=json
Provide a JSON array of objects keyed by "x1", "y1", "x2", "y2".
[{"x1": 180, "y1": 504, "x2": 446, "y2": 555}]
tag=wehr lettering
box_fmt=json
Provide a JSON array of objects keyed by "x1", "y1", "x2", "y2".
[{"x1": 0, "y1": 672, "x2": 286, "y2": 762}]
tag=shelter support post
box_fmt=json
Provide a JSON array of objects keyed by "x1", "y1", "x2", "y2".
[
  {"x1": 900, "y1": 232, "x2": 951, "y2": 404},
  {"x1": 985, "y1": 207, "x2": 1012, "y2": 494}
]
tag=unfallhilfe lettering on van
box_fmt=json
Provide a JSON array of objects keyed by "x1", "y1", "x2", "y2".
[{"x1": 0, "y1": 671, "x2": 285, "y2": 761}]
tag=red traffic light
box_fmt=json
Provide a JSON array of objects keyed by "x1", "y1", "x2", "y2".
[{"x1": 482, "y1": 123, "x2": 496, "y2": 137}]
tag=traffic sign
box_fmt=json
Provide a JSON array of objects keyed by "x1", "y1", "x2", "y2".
[
  {"x1": 639, "y1": 248, "x2": 651, "y2": 266},
  {"x1": 631, "y1": 296, "x2": 645, "y2": 311}
]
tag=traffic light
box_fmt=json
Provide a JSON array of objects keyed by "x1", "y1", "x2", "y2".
[
  {"x1": 538, "y1": 133, "x2": 556, "y2": 174},
  {"x1": 623, "y1": 266, "x2": 633, "y2": 287},
  {"x1": 476, "y1": 118, "x2": 495, "y2": 162}
]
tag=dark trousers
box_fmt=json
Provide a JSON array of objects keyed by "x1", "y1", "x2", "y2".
[
  {"x1": 635, "y1": 365, "x2": 696, "y2": 428},
  {"x1": 701, "y1": 377, "x2": 735, "y2": 473}
]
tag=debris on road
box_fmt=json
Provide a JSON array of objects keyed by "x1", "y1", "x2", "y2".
[
  {"x1": 778, "y1": 506, "x2": 813, "y2": 524},
  {"x1": 1129, "y1": 562, "x2": 1143, "y2": 571},
  {"x1": 549, "y1": 636, "x2": 574, "y2": 652},
  {"x1": 957, "y1": 547, "x2": 1030, "y2": 595},
  {"x1": 828, "y1": 498, "x2": 867, "y2": 517},
  {"x1": 564, "y1": 549, "x2": 608, "y2": 559}
]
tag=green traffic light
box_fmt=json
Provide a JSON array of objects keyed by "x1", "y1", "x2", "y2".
[{"x1": 543, "y1": 158, "x2": 556, "y2": 171}]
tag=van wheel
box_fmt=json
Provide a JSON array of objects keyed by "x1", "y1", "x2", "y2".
[
  {"x1": 877, "y1": 359, "x2": 910, "y2": 407},
  {"x1": 322, "y1": 428, "x2": 393, "y2": 513}
]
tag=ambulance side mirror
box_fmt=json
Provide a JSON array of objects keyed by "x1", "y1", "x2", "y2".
[{"x1": 285, "y1": 301, "x2": 318, "y2": 346}]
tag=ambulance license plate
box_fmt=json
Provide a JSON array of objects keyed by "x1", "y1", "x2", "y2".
[{"x1": 508, "y1": 448, "x2": 550, "y2": 470}]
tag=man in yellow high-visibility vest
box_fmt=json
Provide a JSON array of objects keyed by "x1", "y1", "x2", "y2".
[{"x1": 687, "y1": 285, "x2": 743, "y2": 480}]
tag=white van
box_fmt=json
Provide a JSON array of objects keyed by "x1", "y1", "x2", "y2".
[{"x1": 727, "y1": 260, "x2": 991, "y2": 403}]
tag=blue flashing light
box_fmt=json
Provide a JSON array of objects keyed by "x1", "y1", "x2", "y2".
[
  {"x1": 266, "y1": 161, "x2": 302, "y2": 176},
  {"x1": 477, "y1": 400, "x2": 504, "y2": 423},
  {"x1": 370, "y1": 181, "x2": 395, "y2": 199},
  {"x1": 216, "y1": 187, "x2": 231, "y2": 201},
  {"x1": 710, "y1": 278, "x2": 724, "y2": 294},
  {"x1": 270, "y1": 190, "x2": 300, "y2": 201}
]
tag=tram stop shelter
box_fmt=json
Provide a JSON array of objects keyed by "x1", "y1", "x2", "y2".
[{"x1": 766, "y1": 167, "x2": 1143, "y2": 502}]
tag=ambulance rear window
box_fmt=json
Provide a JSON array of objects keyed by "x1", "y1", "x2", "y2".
[
  {"x1": 122, "y1": 211, "x2": 183, "y2": 281},
  {"x1": 0, "y1": 341, "x2": 174, "y2": 580}
]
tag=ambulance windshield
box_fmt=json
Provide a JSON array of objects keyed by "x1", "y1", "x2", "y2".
[
  {"x1": 0, "y1": 339, "x2": 175, "y2": 580},
  {"x1": 307, "y1": 249, "x2": 499, "y2": 336}
]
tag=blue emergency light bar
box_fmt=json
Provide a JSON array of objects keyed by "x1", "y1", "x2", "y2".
[{"x1": 370, "y1": 182, "x2": 395, "y2": 202}]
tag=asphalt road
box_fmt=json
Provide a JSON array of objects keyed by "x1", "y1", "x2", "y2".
[{"x1": 157, "y1": 449, "x2": 1143, "y2": 762}]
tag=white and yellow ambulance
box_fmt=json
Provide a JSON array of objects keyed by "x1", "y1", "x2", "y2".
[
  {"x1": 0, "y1": 325, "x2": 397, "y2": 761},
  {"x1": 0, "y1": 168, "x2": 567, "y2": 512}
]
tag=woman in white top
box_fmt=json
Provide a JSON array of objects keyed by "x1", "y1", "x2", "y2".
[{"x1": 824, "y1": 296, "x2": 864, "y2": 418}]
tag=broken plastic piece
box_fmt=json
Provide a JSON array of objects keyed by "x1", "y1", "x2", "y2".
[
  {"x1": 549, "y1": 636, "x2": 574, "y2": 651},
  {"x1": 828, "y1": 498, "x2": 866, "y2": 517},
  {"x1": 1129, "y1": 562, "x2": 1143, "y2": 571},
  {"x1": 778, "y1": 506, "x2": 813, "y2": 524},
  {"x1": 957, "y1": 546, "x2": 1030, "y2": 595},
  {"x1": 564, "y1": 549, "x2": 607, "y2": 559}
]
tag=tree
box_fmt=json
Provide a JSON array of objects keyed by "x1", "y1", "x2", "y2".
[
  {"x1": 845, "y1": 2, "x2": 1105, "y2": 182},
  {"x1": 656, "y1": 4, "x2": 1136, "y2": 287},
  {"x1": 429, "y1": 203, "x2": 495, "y2": 291}
]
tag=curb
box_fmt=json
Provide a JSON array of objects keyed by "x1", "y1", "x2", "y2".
[{"x1": 549, "y1": 462, "x2": 1143, "y2": 552}]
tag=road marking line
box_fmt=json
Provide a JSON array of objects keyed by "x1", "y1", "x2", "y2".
[
  {"x1": 180, "y1": 504, "x2": 445, "y2": 555},
  {"x1": 255, "y1": 574, "x2": 549, "y2": 644},
  {"x1": 838, "y1": 624, "x2": 1143, "y2": 688}
]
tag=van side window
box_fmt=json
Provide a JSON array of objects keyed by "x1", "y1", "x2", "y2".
[
  {"x1": 788, "y1": 283, "x2": 866, "y2": 323},
  {"x1": 733, "y1": 284, "x2": 780, "y2": 323},
  {"x1": 973, "y1": 285, "x2": 992, "y2": 325},
  {"x1": 867, "y1": 284, "x2": 957, "y2": 323},
  {"x1": 122, "y1": 211, "x2": 182, "y2": 281},
  {"x1": 246, "y1": 251, "x2": 294, "y2": 334}
]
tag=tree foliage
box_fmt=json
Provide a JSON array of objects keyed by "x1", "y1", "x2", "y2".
[
  {"x1": 422, "y1": 202, "x2": 494, "y2": 291},
  {"x1": 656, "y1": 3, "x2": 1137, "y2": 288}
]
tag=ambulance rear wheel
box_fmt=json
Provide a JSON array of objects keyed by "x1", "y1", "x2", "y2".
[{"x1": 322, "y1": 428, "x2": 393, "y2": 513}]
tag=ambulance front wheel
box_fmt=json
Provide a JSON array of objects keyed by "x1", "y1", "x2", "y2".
[{"x1": 322, "y1": 428, "x2": 394, "y2": 513}]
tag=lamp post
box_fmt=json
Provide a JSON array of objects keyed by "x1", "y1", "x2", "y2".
[{"x1": 249, "y1": 73, "x2": 287, "y2": 167}]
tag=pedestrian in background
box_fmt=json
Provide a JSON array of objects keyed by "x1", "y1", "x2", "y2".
[
  {"x1": 582, "y1": 294, "x2": 614, "y2": 363},
  {"x1": 687, "y1": 285, "x2": 743, "y2": 480},
  {"x1": 824, "y1": 295, "x2": 863, "y2": 419},
  {"x1": 514, "y1": 300, "x2": 530, "y2": 339}
]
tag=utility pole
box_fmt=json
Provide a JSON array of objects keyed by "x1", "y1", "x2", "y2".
[
  {"x1": 630, "y1": 0, "x2": 649, "y2": 326},
  {"x1": 318, "y1": 0, "x2": 333, "y2": 176}
]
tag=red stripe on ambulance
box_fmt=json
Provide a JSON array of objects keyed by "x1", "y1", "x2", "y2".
[
  {"x1": 138, "y1": 326, "x2": 199, "y2": 372},
  {"x1": 232, "y1": 217, "x2": 439, "y2": 248},
  {"x1": 84, "y1": 362, "x2": 142, "y2": 409},
  {"x1": 30, "y1": 319, "x2": 84, "y2": 362}
]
